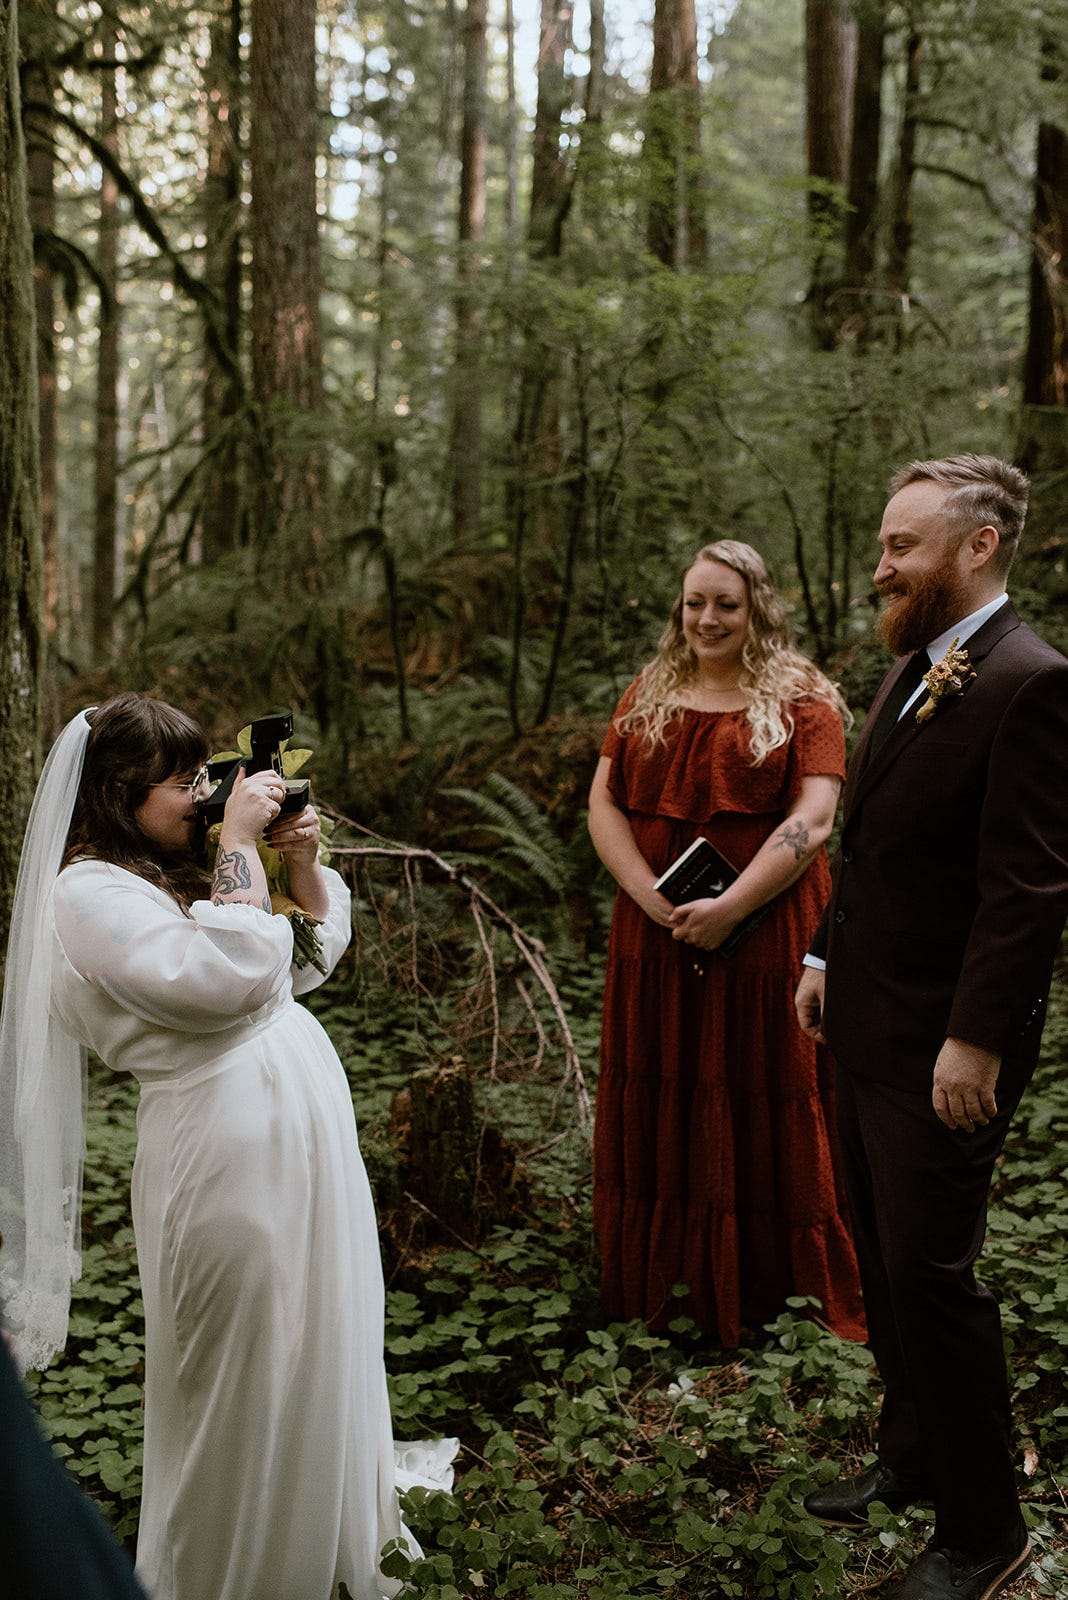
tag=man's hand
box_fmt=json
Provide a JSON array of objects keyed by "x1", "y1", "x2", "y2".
[
  {"x1": 932, "y1": 1037, "x2": 1001, "y2": 1132},
  {"x1": 794, "y1": 965, "x2": 827, "y2": 1043}
]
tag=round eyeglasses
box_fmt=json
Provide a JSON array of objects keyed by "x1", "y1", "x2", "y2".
[{"x1": 150, "y1": 766, "x2": 210, "y2": 796}]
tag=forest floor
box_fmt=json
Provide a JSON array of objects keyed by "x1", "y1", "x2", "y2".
[{"x1": 25, "y1": 937, "x2": 1068, "y2": 1600}]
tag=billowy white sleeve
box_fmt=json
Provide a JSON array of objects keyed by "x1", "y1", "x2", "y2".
[
  {"x1": 54, "y1": 862, "x2": 293, "y2": 1034},
  {"x1": 289, "y1": 867, "x2": 352, "y2": 996}
]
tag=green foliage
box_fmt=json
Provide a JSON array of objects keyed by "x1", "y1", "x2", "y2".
[
  {"x1": 30, "y1": 957, "x2": 1068, "y2": 1594},
  {"x1": 441, "y1": 772, "x2": 575, "y2": 898},
  {"x1": 28, "y1": 1073, "x2": 145, "y2": 1540}
]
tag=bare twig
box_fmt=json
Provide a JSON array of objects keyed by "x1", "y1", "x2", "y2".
[
  {"x1": 469, "y1": 893, "x2": 501, "y2": 1080},
  {"x1": 515, "y1": 977, "x2": 548, "y2": 1076},
  {"x1": 326, "y1": 824, "x2": 592, "y2": 1136}
]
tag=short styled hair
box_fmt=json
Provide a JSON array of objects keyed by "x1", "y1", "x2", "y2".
[{"x1": 888, "y1": 453, "x2": 1029, "y2": 575}]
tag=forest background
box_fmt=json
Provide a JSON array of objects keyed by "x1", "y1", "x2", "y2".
[{"x1": 2, "y1": 0, "x2": 1068, "y2": 1595}]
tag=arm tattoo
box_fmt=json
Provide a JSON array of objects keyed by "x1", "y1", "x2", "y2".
[
  {"x1": 212, "y1": 845, "x2": 253, "y2": 900},
  {"x1": 775, "y1": 819, "x2": 810, "y2": 861}
]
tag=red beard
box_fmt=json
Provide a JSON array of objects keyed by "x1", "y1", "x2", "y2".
[{"x1": 877, "y1": 550, "x2": 971, "y2": 656}]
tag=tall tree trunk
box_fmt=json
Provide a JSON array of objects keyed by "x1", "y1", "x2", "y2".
[
  {"x1": 586, "y1": 0, "x2": 606, "y2": 131},
  {"x1": 92, "y1": 14, "x2": 119, "y2": 662},
  {"x1": 1019, "y1": 37, "x2": 1068, "y2": 520},
  {"x1": 450, "y1": 0, "x2": 486, "y2": 546},
  {"x1": 842, "y1": 9, "x2": 884, "y2": 342},
  {"x1": 504, "y1": 0, "x2": 519, "y2": 238},
  {"x1": 885, "y1": 30, "x2": 922, "y2": 319},
  {"x1": 1023, "y1": 42, "x2": 1068, "y2": 409},
  {"x1": 804, "y1": 0, "x2": 857, "y2": 347},
  {"x1": 249, "y1": 0, "x2": 326, "y2": 573},
  {"x1": 529, "y1": 0, "x2": 573, "y2": 258},
  {"x1": 507, "y1": 0, "x2": 575, "y2": 736},
  {"x1": 0, "y1": 0, "x2": 44, "y2": 949},
  {"x1": 646, "y1": 0, "x2": 705, "y2": 269},
  {"x1": 22, "y1": 0, "x2": 57, "y2": 642},
  {"x1": 535, "y1": 348, "x2": 590, "y2": 725},
  {"x1": 201, "y1": 0, "x2": 244, "y2": 560},
  {"x1": 526, "y1": 0, "x2": 581, "y2": 724}
]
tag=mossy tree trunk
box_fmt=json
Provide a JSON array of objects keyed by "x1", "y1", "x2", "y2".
[
  {"x1": 1018, "y1": 35, "x2": 1068, "y2": 556},
  {"x1": 885, "y1": 30, "x2": 922, "y2": 332},
  {"x1": 804, "y1": 0, "x2": 857, "y2": 348},
  {"x1": 91, "y1": 11, "x2": 119, "y2": 663},
  {"x1": 646, "y1": 0, "x2": 705, "y2": 270},
  {"x1": 249, "y1": 0, "x2": 327, "y2": 578},
  {"x1": 451, "y1": 0, "x2": 486, "y2": 547},
  {"x1": 22, "y1": 0, "x2": 57, "y2": 644},
  {"x1": 841, "y1": 8, "x2": 884, "y2": 343},
  {"x1": 0, "y1": 0, "x2": 44, "y2": 957},
  {"x1": 200, "y1": 0, "x2": 245, "y2": 560}
]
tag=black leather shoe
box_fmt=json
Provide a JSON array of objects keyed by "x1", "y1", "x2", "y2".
[
  {"x1": 803, "y1": 1463, "x2": 933, "y2": 1527},
  {"x1": 883, "y1": 1530, "x2": 1031, "y2": 1599}
]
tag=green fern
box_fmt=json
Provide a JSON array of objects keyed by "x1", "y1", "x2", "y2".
[{"x1": 441, "y1": 772, "x2": 572, "y2": 896}]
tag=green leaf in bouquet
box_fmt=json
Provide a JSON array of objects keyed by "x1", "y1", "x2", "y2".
[{"x1": 255, "y1": 840, "x2": 290, "y2": 894}]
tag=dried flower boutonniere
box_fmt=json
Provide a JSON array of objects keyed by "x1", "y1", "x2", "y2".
[{"x1": 915, "y1": 637, "x2": 976, "y2": 725}]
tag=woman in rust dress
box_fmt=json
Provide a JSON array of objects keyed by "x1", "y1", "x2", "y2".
[{"x1": 588, "y1": 541, "x2": 865, "y2": 1346}]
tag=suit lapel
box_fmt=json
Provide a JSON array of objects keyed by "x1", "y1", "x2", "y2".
[{"x1": 845, "y1": 601, "x2": 1022, "y2": 819}]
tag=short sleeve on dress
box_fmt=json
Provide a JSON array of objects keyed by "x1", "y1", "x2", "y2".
[
  {"x1": 783, "y1": 697, "x2": 847, "y2": 804},
  {"x1": 599, "y1": 681, "x2": 640, "y2": 809}
]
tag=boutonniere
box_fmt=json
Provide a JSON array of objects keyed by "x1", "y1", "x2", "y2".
[{"x1": 915, "y1": 637, "x2": 976, "y2": 725}]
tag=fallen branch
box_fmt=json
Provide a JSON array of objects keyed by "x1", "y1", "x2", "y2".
[{"x1": 325, "y1": 820, "x2": 592, "y2": 1135}]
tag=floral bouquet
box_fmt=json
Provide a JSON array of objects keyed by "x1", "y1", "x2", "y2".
[{"x1": 201, "y1": 724, "x2": 335, "y2": 973}]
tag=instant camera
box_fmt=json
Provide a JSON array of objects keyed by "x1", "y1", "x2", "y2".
[{"x1": 195, "y1": 712, "x2": 310, "y2": 829}]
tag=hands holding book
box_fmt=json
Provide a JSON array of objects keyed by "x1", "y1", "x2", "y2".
[
  {"x1": 654, "y1": 837, "x2": 773, "y2": 956},
  {"x1": 669, "y1": 894, "x2": 744, "y2": 951}
]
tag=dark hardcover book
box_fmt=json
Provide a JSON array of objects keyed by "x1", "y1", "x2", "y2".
[{"x1": 653, "y1": 837, "x2": 772, "y2": 957}]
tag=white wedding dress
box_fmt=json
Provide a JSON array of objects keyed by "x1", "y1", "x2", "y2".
[{"x1": 50, "y1": 859, "x2": 447, "y2": 1600}]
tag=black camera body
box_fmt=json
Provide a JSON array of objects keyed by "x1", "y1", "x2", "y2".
[{"x1": 195, "y1": 712, "x2": 310, "y2": 829}]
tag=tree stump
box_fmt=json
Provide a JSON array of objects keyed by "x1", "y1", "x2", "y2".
[{"x1": 389, "y1": 1059, "x2": 526, "y2": 1246}]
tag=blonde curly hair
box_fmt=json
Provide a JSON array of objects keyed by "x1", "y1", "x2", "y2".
[{"x1": 616, "y1": 540, "x2": 850, "y2": 764}]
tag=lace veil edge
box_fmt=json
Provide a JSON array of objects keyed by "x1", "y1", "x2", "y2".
[{"x1": 0, "y1": 711, "x2": 92, "y2": 1371}]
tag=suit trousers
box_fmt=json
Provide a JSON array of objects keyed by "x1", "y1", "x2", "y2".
[{"x1": 834, "y1": 1065, "x2": 1024, "y2": 1551}]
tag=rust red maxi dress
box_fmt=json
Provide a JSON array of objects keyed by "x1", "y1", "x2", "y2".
[{"x1": 593, "y1": 686, "x2": 866, "y2": 1347}]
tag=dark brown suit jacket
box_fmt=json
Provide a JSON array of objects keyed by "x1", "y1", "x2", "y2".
[{"x1": 811, "y1": 602, "x2": 1068, "y2": 1092}]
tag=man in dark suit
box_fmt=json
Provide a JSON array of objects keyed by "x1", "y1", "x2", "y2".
[{"x1": 794, "y1": 454, "x2": 1068, "y2": 1600}]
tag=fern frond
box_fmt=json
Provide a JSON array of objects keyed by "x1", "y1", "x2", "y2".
[{"x1": 441, "y1": 772, "x2": 572, "y2": 897}]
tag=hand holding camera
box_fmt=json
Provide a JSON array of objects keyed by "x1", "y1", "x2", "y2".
[
  {"x1": 263, "y1": 803, "x2": 322, "y2": 866},
  {"x1": 195, "y1": 712, "x2": 310, "y2": 831},
  {"x1": 198, "y1": 713, "x2": 331, "y2": 964},
  {"x1": 219, "y1": 768, "x2": 291, "y2": 849}
]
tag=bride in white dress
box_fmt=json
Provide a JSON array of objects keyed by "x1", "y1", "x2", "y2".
[{"x1": 0, "y1": 695, "x2": 451, "y2": 1600}]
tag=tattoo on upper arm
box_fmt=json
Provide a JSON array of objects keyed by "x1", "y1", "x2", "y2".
[
  {"x1": 212, "y1": 846, "x2": 253, "y2": 900},
  {"x1": 261, "y1": 895, "x2": 272, "y2": 914},
  {"x1": 776, "y1": 819, "x2": 810, "y2": 861}
]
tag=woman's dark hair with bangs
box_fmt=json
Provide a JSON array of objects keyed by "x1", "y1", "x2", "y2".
[{"x1": 63, "y1": 693, "x2": 211, "y2": 910}]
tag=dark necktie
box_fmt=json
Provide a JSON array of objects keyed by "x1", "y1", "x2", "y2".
[{"x1": 868, "y1": 650, "x2": 929, "y2": 755}]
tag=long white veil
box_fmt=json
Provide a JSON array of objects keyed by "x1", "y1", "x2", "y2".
[{"x1": 0, "y1": 711, "x2": 92, "y2": 1370}]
